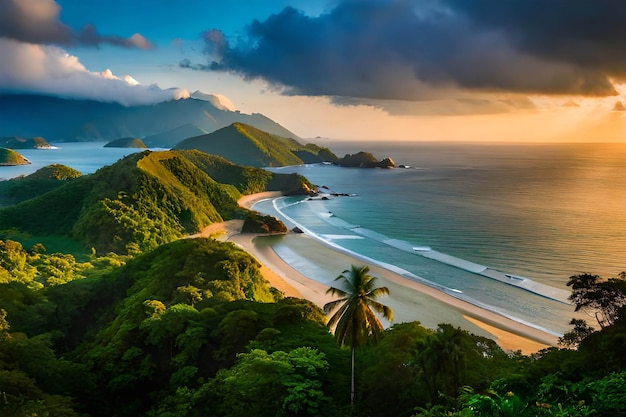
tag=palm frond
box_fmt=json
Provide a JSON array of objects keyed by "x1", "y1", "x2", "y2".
[{"x1": 324, "y1": 264, "x2": 393, "y2": 348}]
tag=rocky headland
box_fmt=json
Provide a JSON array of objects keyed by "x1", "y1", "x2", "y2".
[{"x1": 335, "y1": 151, "x2": 395, "y2": 168}]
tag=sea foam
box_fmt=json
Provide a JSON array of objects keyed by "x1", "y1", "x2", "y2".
[{"x1": 268, "y1": 196, "x2": 564, "y2": 336}]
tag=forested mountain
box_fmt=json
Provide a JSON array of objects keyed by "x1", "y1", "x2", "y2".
[
  {"x1": 0, "y1": 94, "x2": 298, "y2": 142},
  {"x1": 0, "y1": 150, "x2": 312, "y2": 254},
  {"x1": 0, "y1": 164, "x2": 82, "y2": 207},
  {"x1": 174, "y1": 122, "x2": 338, "y2": 167}
]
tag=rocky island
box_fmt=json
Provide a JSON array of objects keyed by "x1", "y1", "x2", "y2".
[{"x1": 335, "y1": 151, "x2": 395, "y2": 168}]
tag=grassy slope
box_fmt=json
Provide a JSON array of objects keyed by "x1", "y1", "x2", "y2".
[
  {"x1": 0, "y1": 147, "x2": 30, "y2": 165},
  {"x1": 177, "y1": 150, "x2": 315, "y2": 195},
  {"x1": 175, "y1": 122, "x2": 322, "y2": 167}
]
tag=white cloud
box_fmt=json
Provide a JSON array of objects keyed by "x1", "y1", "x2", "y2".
[
  {"x1": 212, "y1": 93, "x2": 237, "y2": 111},
  {"x1": 0, "y1": 38, "x2": 189, "y2": 105}
]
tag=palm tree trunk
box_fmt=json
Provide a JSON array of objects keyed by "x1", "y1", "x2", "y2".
[
  {"x1": 351, "y1": 344, "x2": 355, "y2": 409},
  {"x1": 350, "y1": 318, "x2": 356, "y2": 412}
]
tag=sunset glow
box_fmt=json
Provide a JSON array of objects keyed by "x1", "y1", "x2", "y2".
[{"x1": 1, "y1": 0, "x2": 626, "y2": 142}]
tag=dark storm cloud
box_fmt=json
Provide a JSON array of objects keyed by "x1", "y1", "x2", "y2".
[
  {"x1": 445, "y1": 0, "x2": 626, "y2": 75},
  {"x1": 188, "y1": 0, "x2": 621, "y2": 102},
  {"x1": 0, "y1": 0, "x2": 153, "y2": 49},
  {"x1": 0, "y1": 0, "x2": 73, "y2": 44}
]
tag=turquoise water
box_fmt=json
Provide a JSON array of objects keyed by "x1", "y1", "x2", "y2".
[
  {"x1": 4, "y1": 141, "x2": 625, "y2": 335},
  {"x1": 258, "y1": 142, "x2": 626, "y2": 335}
]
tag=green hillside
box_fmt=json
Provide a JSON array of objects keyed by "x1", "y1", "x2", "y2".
[
  {"x1": 0, "y1": 150, "x2": 312, "y2": 254},
  {"x1": 0, "y1": 147, "x2": 30, "y2": 165},
  {"x1": 0, "y1": 164, "x2": 81, "y2": 207},
  {"x1": 177, "y1": 150, "x2": 315, "y2": 195},
  {"x1": 28, "y1": 164, "x2": 82, "y2": 180},
  {"x1": 174, "y1": 122, "x2": 337, "y2": 167}
]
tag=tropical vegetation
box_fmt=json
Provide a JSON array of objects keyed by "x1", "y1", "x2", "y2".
[
  {"x1": 0, "y1": 150, "x2": 312, "y2": 254},
  {"x1": 0, "y1": 151, "x2": 625, "y2": 416}
]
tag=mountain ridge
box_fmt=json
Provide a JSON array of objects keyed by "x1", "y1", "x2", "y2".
[
  {"x1": 0, "y1": 93, "x2": 299, "y2": 142},
  {"x1": 0, "y1": 149, "x2": 313, "y2": 254},
  {"x1": 174, "y1": 122, "x2": 338, "y2": 167}
]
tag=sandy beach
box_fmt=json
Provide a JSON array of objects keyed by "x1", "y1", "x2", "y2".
[{"x1": 201, "y1": 191, "x2": 557, "y2": 354}]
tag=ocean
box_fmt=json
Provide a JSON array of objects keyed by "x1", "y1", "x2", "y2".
[
  {"x1": 255, "y1": 142, "x2": 626, "y2": 336},
  {"x1": 3, "y1": 141, "x2": 625, "y2": 335},
  {"x1": 0, "y1": 142, "x2": 146, "y2": 180}
]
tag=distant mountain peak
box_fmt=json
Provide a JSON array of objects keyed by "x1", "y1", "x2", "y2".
[
  {"x1": 191, "y1": 91, "x2": 237, "y2": 112},
  {"x1": 0, "y1": 93, "x2": 299, "y2": 142}
]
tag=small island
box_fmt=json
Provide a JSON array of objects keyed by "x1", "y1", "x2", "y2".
[
  {"x1": 0, "y1": 147, "x2": 31, "y2": 166},
  {"x1": 335, "y1": 151, "x2": 395, "y2": 168},
  {"x1": 104, "y1": 137, "x2": 147, "y2": 148},
  {"x1": 0, "y1": 136, "x2": 51, "y2": 149}
]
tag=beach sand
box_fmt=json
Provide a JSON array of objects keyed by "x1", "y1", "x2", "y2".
[{"x1": 204, "y1": 191, "x2": 556, "y2": 355}]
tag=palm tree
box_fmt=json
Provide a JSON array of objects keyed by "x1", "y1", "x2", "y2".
[{"x1": 323, "y1": 264, "x2": 393, "y2": 408}]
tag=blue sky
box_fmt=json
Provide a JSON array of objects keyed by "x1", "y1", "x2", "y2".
[{"x1": 2, "y1": 0, "x2": 626, "y2": 141}]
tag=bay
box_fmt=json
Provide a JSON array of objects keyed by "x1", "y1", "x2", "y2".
[{"x1": 258, "y1": 142, "x2": 626, "y2": 335}]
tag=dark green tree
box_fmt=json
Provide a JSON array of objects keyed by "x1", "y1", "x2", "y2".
[
  {"x1": 558, "y1": 318, "x2": 596, "y2": 348},
  {"x1": 211, "y1": 348, "x2": 333, "y2": 417},
  {"x1": 323, "y1": 264, "x2": 393, "y2": 409},
  {"x1": 567, "y1": 272, "x2": 626, "y2": 328}
]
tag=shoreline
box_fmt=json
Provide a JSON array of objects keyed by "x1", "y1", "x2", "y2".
[{"x1": 216, "y1": 191, "x2": 557, "y2": 354}]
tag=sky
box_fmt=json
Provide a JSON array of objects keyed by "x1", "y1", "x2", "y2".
[{"x1": 2, "y1": 0, "x2": 626, "y2": 142}]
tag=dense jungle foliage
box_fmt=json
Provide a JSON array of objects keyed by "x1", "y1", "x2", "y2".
[
  {"x1": 0, "y1": 151, "x2": 625, "y2": 417},
  {"x1": 0, "y1": 150, "x2": 312, "y2": 254},
  {"x1": 1, "y1": 235, "x2": 625, "y2": 417}
]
